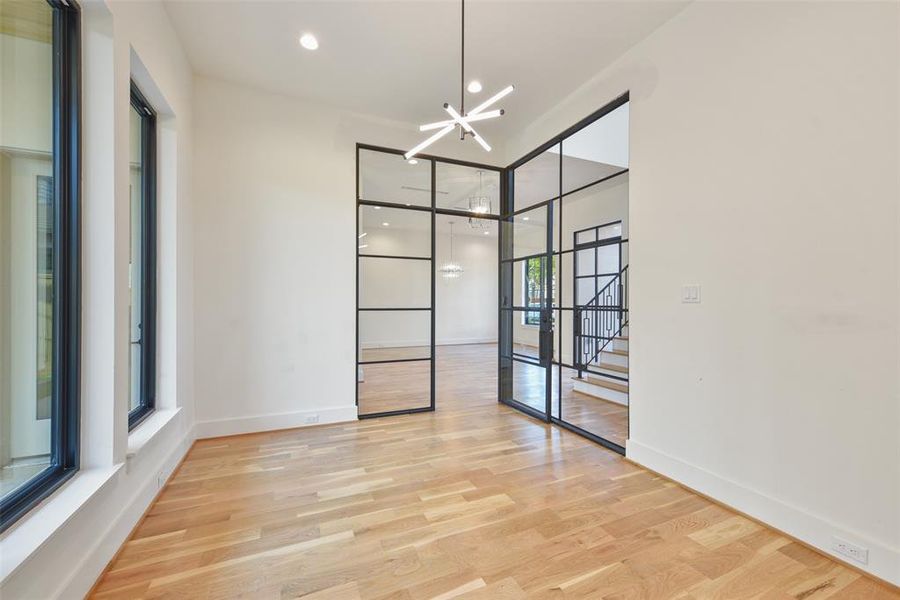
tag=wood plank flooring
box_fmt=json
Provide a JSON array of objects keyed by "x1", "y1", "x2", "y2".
[
  {"x1": 509, "y1": 358, "x2": 629, "y2": 448},
  {"x1": 91, "y1": 351, "x2": 897, "y2": 599},
  {"x1": 556, "y1": 366, "x2": 628, "y2": 449},
  {"x1": 361, "y1": 344, "x2": 628, "y2": 449}
]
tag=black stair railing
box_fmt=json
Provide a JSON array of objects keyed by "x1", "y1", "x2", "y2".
[{"x1": 574, "y1": 265, "x2": 628, "y2": 375}]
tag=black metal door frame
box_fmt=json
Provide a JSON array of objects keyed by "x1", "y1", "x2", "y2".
[
  {"x1": 355, "y1": 93, "x2": 631, "y2": 454},
  {"x1": 499, "y1": 92, "x2": 631, "y2": 454},
  {"x1": 497, "y1": 162, "x2": 555, "y2": 421},
  {"x1": 356, "y1": 143, "x2": 502, "y2": 419}
]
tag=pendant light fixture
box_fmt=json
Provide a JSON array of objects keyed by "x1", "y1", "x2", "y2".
[
  {"x1": 467, "y1": 170, "x2": 491, "y2": 230},
  {"x1": 405, "y1": 0, "x2": 514, "y2": 160},
  {"x1": 439, "y1": 221, "x2": 464, "y2": 279}
]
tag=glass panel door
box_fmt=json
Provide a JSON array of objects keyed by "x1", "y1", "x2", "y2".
[
  {"x1": 500, "y1": 146, "x2": 559, "y2": 420},
  {"x1": 356, "y1": 147, "x2": 435, "y2": 417},
  {"x1": 554, "y1": 99, "x2": 630, "y2": 453},
  {"x1": 501, "y1": 95, "x2": 630, "y2": 454}
]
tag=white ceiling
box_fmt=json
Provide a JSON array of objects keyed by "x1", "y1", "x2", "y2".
[{"x1": 163, "y1": 1, "x2": 688, "y2": 139}]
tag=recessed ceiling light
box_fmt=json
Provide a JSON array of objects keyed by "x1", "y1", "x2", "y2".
[
  {"x1": 523, "y1": 216, "x2": 529, "y2": 221},
  {"x1": 467, "y1": 80, "x2": 482, "y2": 94},
  {"x1": 358, "y1": 232, "x2": 367, "y2": 239},
  {"x1": 408, "y1": 159, "x2": 418, "y2": 165},
  {"x1": 483, "y1": 231, "x2": 490, "y2": 235},
  {"x1": 382, "y1": 222, "x2": 390, "y2": 227},
  {"x1": 299, "y1": 33, "x2": 319, "y2": 50},
  {"x1": 373, "y1": 206, "x2": 381, "y2": 210}
]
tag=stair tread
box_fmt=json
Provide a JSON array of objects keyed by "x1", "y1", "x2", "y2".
[
  {"x1": 591, "y1": 362, "x2": 628, "y2": 373},
  {"x1": 615, "y1": 336, "x2": 629, "y2": 341},
  {"x1": 573, "y1": 376, "x2": 628, "y2": 394},
  {"x1": 602, "y1": 348, "x2": 628, "y2": 356}
]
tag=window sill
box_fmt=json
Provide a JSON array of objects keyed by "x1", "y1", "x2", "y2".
[
  {"x1": 127, "y1": 407, "x2": 182, "y2": 460},
  {"x1": 0, "y1": 408, "x2": 185, "y2": 585},
  {"x1": 0, "y1": 464, "x2": 121, "y2": 583}
]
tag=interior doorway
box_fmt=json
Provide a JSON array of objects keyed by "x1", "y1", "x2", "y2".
[
  {"x1": 500, "y1": 94, "x2": 630, "y2": 453},
  {"x1": 434, "y1": 214, "x2": 499, "y2": 408}
]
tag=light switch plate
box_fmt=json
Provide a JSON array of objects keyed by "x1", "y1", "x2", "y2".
[{"x1": 682, "y1": 284, "x2": 701, "y2": 303}]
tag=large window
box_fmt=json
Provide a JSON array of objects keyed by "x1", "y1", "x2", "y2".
[
  {"x1": 128, "y1": 83, "x2": 156, "y2": 429},
  {"x1": 0, "y1": 0, "x2": 80, "y2": 530}
]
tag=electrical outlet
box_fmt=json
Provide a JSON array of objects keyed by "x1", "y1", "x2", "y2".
[
  {"x1": 305, "y1": 414, "x2": 320, "y2": 424},
  {"x1": 832, "y1": 536, "x2": 868, "y2": 564},
  {"x1": 682, "y1": 284, "x2": 701, "y2": 303}
]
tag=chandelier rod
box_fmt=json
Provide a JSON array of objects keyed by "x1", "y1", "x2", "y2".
[
  {"x1": 450, "y1": 221, "x2": 455, "y2": 262},
  {"x1": 404, "y1": 0, "x2": 512, "y2": 160},
  {"x1": 460, "y1": 0, "x2": 465, "y2": 140}
]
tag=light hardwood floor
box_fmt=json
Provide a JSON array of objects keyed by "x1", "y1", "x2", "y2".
[
  {"x1": 91, "y1": 347, "x2": 897, "y2": 599},
  {"x1": 360, "y1": 345, "x2": 628, "y2": 450},
  {"x1": 556, "y1": 366, "x2": 628, "y2": 449}
]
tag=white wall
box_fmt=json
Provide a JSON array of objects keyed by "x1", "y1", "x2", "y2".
[
  {"x1": 435, "y1": 225, "x2": 497, "y2": 346},
  {"x1": 0, "y1": 0, "x2": 196, "y2": 597},
  {"x1": 191, "y1": 76, "x2": 499, "y2": 437},
  {"x1": 506, "y1": 1, "x2": 900, "y2": 585},
  {"x1": 0, "y1": 33, "x2": 52, "y2": 154},
  {"x1": 359, "y1": 224, "x2": 497, "y2": 349}
]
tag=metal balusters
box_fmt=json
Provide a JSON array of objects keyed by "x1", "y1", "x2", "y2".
[{"x1": 574, "y1": 265, "x2": 628, "y2": 370}]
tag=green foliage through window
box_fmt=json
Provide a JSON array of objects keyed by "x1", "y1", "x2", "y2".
[{"x1": 523, "y1": 256, "x2": 555, "y2": 325}]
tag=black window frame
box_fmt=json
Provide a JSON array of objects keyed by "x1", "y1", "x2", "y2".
[
  {"x1": 127, "y1": 82, "x2": 157, "y2": 430},
  {"x1": 0, "y1": 0, "x2": 81, "y2": 533}
]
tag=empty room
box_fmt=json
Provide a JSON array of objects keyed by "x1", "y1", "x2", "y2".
[{"x1": 1, "y1": 0, "x2": 898, "y2": 598}]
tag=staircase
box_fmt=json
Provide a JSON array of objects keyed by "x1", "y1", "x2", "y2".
[
  {"x1": 572, "y1": 327, "x2": 628, "y2": 405},
  {"x1": 573, "y1": 265, "x2": 629, "y2": 406}
]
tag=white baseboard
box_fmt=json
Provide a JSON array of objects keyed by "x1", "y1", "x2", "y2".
[
  {"x1": 55, "y1": 424, "x2": 195, "y2": 599},
  {"x1": 361, "y1": 338, "x2": 496, "y2": 349},
  {"x1": 361, "y1": 340, "x2": 429, "y2": 349},
  {"x1": 436, "y1": 338, "x2": 497, "y2": 346},
  {"x1": 195, "y1": 406, "x2": 357, "y2": 439},
  {"x1": 626, "y1": 439, "x2": 900, "y2": 586}
]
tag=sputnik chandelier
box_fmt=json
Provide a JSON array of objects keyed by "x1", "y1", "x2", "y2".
[{"x1": 405, "y1": 0, "x2": 514, "y2": 160}]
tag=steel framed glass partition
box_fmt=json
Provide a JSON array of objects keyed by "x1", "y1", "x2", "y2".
[
  {"x1": 499, "y1": 145, "x2": 558, "y2": 420},
  {"x1": 357, "y1": 94, "x2": 629, "y2": 452},
  {"x1": 356, "y1": 145, "x2": 501, "y2": 418},
  {"x1": 500, "y1": 93, "x2": 630, "y2": 454}
]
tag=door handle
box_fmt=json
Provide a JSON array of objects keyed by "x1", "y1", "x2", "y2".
[{"x1": 539, "y1": 315, "x2": 553, "y2": 366}]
